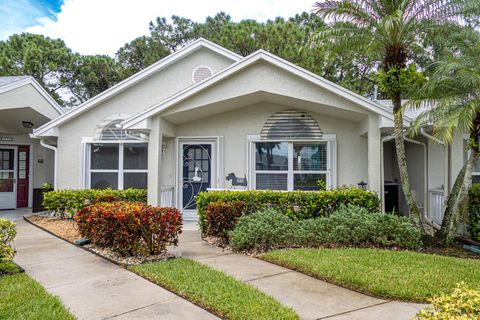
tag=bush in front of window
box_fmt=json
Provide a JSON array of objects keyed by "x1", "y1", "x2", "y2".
[
  {"x1": 468, "y1": 184, "x2": 480, "y2": 241},
  {"x1": 205, "y1": 201, "x2": 245, "y2": 239},
  {"x1": 43, "y1": 188, "x2": 148, "y2": 218},
  {"x1": 76, "y1": 201, "x2": 182, "y2": 256},
  {"x1": 228, "y1": 205, "x2": 422, "y2": 252},
  {"x1": 196, "y1": 187, "x2": 380, "y2": 235}
]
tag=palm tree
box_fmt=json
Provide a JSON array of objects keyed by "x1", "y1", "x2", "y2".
[
  {"x1": 312, "y1": 0, "x2": 465, "y2": 228},
  {"x1": 410, "y1": 28, "x2": 480, "y2": 242}
]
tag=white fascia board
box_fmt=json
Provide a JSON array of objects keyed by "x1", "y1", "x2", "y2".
[
  {"x1": 123, "y1": 50, "x2": 405, "y2": 129},
  {"x1": 32, "y1": 38, "x2": 242, "y2": 137},
  {"x1": 33, "y1": 127, "x2": 59, "y2": 138},
  {"x1": 0, "y1": 77, "x2": 64, "y2": 115}
]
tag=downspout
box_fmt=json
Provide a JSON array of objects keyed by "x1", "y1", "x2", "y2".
[{"x1": 40, "y1": 139, "x2": 57, "y2": 190}]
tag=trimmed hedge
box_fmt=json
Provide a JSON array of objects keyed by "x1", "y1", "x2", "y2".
[
  {"x1": 196, "y1": 187, "x2": 380, "y2": 234},
  {"x1": 228, "y1": 205, "x2": 422, "y2": 251},
  {"x1": 205, "y1": 201, "x2": 245, "y2": 238},
  {"x1": 468, "y1": 184, "x2": 480, "y2": 241},
  {"x1": 76, "y1": 201, "x2": 182, "y2": 256},
  {"x1": 43, "y1": 188, "x2": 147, "y2": 217}
]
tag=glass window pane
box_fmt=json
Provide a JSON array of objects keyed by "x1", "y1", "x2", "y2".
[
  {"x1": 91, "y1": 144, "x2": 119, "y2": 169},
  {"x1": 0, "y1": 150, "x2": 13, "y2": 170},
  {"x1": 91, "y1": 172, "x2": 118, "y2": 189},
  {"x1": 255, "y1": 142, "x2": 288, "y2": 171},
  {"x1": 474, "y1": 158, "x2": 480, "y2": 173},
  {"x1": 0, "y1": 172, "x2": 14, "y2": 192},
  {"x1": 256, "y1": 173, "x2": 287, "y2": 190},
  {"x1": 293, "y1": 143, "x2": 327, "y2": 171},
  {"x1": 123, "y1": 143, "x2": 148, "y2": 169},
  {"x1": 124, "y1": 173, "x2": 147, "y2": 189},
  {"x1": 294, "y1": 173, "x2": 326, "y2": 191},
  {"x1": 473, "y1": 175, "x2": 480, "y2": 184}
]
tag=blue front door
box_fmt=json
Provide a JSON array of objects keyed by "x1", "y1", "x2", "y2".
[{"x1": 182, "y1": 144, "x2": 212, "y2": 210}]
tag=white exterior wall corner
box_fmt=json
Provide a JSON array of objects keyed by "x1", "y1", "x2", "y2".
[{"x1": 367, "y1": 114, "x2": 382, "y2": 193}]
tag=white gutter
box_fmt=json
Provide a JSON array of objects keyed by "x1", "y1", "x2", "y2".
[{"x1": 39, "y1": 139, "x2": 58, "y2": 190}]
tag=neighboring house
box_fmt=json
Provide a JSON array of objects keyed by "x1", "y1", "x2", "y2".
[
  {"x1": 30, "y1": 38, "x2": 465, "y2": 225},
  {"x1": 0, "y1": 76, "x2": 63, "y2": 209}
]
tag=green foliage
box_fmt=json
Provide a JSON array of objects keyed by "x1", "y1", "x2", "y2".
[
  {"x1": 130, "y1": 258, "x2": 299, "y2": 320},
  {"x1": 196, "y1": 187, "x2": 380, "y2": 234},
  {"x1": 228, "y1": 205, "x2": 421, "y2": 252},
  {"x1": 416, "y1": 283, "x2": 480, "y2": 319},
  {"x1": 76, "y1": 201, "x2": 182, "y2": 256},
  {"x1": 229, "y1": 209, "x2": 296, "y2": 251},
  {"x1": 43, "y1": 188, "x2": 147, "y2": 217},
  {"x1": 0, "y1": 273, "x2": 75, "y2": 319},
  {"x1": 0, "y1": 218, "x2": 16, "y2": 264},
  {"x1": 376, "y1": 64, "x2": 426, "y2": 98},
  {"x1": 468, "y1": 184, "x2": 480, "y2": 241},
  {"x1": 0, "y1": 261, "x2": 20, "y2": 276},
  {"x1": 205, "y1": 200, "x2": 245, "y2": 238},
  {"x1": 262, "y1": 248, "x2": 480, "y2": 302}
]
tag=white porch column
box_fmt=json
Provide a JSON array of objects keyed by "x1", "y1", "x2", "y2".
[
  {"x1": 368, "y1": 114, "x2": 382, "y2": 193},
  {"x1": 147, "y1": 116, "x2": 162, "y2": 206}
]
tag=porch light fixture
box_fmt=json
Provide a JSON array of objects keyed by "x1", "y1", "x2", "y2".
[
  {"x1": 357, "y1": 180, "x2": 367, "y2": 190},
  {"x1": 22, "y1": 121, "x2": 34, "y2": 129}
]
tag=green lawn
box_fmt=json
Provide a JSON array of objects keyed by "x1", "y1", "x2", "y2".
[
  {"x1": 0, "y1": 273, "x2": 75, "y2": 319},
  {"x1": 262, "y1": 248, "x2": 480, "y2": 302},
  {"x1": 129, "y1": 258, "x2": 298, "y2": 320}
]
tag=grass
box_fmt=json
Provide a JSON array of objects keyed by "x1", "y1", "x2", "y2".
[
  {"x1": 0, "y1": 261, "x2": 21, "y2": 275},
  {"x1": 0, "y1": 273, "x2": 75, "y2": 319},
  {"x1": 262, "y1": 248, "x2": 480, "y2": 302},
  {"x1": 129, "y1": 258, "x2": 298, "y2": 320}
]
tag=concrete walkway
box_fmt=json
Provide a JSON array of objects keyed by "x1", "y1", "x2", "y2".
[
  {"x1": 174, "y1": 230, "x2": 427, "y2": 320},
  {"x1": 9, "y1": 216, "x2": 218, "y2": 320}
]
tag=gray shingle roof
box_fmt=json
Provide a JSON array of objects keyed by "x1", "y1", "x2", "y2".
[{"x1": 0, "y1": 76, "x2": 31, "y2": 88}]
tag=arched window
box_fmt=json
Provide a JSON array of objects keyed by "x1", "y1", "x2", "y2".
[
  {"x1": 252, "y1": 109, "x2": 336, "y2": 191},
  {"x1": 88, "y1": 114, "x2": 148, "y2": 190}
]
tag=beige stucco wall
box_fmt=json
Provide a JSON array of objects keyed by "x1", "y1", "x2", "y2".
[
  {"x1": 170, "y1": 102, "x2": 368, "y2": 188},
  {"x1": 56, "y1": 48, "x2": 236, "y2": 189}
]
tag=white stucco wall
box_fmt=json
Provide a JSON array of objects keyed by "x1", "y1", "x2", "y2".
[
  {"x1": 56, "y1": 48, "x2": 236, "y2": 189},
  {"x1": 171, "y1": 102, "x2": 368, "y2": 188}
]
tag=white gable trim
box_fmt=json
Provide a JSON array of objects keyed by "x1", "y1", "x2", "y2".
[
  {"x1": 32, "y1": 38, "x2": 242, "y2": 137},
  {"x1": 0, "y1": 77, "x2": 64, "y2": 115},
  {"x1": 122, "y1": 50, "x2": 403, "y2": 129}
]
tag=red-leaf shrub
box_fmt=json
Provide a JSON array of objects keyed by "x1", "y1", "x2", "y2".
[
  {"x1": 76, "y1": 201, "x2": 182, "y2": 256},
  {"x1": 206, "y1": 201, "x2": 245, "y2": 238}
]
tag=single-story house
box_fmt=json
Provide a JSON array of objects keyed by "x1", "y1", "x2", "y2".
[
  {"x1": 24, "y1": 38, "x2": 467, "y2": 226},
  {"x1": 0, "y1": 76, "x2": 63, "y2": 209}
]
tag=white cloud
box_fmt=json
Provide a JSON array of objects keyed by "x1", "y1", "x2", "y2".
[{"x1": 22, "y1": 0, "x2": 316, "y2": 56}]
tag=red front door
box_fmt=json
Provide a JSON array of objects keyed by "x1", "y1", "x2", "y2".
[{"x1": 16, "y1": 146, "x2": 29, "y2": 208}]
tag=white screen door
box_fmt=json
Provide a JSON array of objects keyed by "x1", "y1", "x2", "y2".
[{"x1": 0, "y1": 147, "x2": 16, "y2": 209}]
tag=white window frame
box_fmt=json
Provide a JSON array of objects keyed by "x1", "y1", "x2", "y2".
[
  {"x1": 247, "y1": 134, "x2": 337, "y2": 191},
  {"x1": 86, "y1": 140, "x2": 148, "y2": 190}
]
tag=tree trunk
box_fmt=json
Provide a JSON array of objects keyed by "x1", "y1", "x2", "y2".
[
  {"x1": 393, "y1": 97, "x2": 422, "y2": 227},
  {"x1": 437, "y1": 147, "x2": 479, "y2": 243}
]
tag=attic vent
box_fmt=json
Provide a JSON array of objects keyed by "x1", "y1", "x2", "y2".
[
  {"x1": 192, "y1": 66, "x2": 213, "y2": 83},
  {"x1": 261, "y1": 110, "x2": 323, "y2": 140}
]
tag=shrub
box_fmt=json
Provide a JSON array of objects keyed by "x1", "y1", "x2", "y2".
[
  {"x1": 43, "y1": 188, "x2": 147, "y2": 217},
  {"x1": 0, "y1": 218, "x2": 16, "y2": 263},
  {"x1": 228, "y1": 205, "x2": 422, "y2": 252},
  {"x1": 196, "y1": 187, "x2": 380, "y2": 234},
  {"x1": 205, "y1": 201, "x2": 245, "y2": 238},
  {"x1": 468, "y1": 184, "x2": 480, "y2": 241},
  {"x1": 228, "y1": 209, "x2": 295, "y2": 251},
  {"x1": 416, "y1": 283, "x2": 480, "y2": 319},
  {"x1": 76, "y1": 201, "x2": 182, "y2": 256}
]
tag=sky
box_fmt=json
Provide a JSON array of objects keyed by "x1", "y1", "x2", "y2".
[{"x1": 1, "y1": 0, "x2": 317, "y2": 56}]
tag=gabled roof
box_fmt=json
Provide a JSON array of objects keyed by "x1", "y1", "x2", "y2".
[
  {"x1": 122, "y1": 49, "x2": 398, "y2": 129},
  {"x1": 0, "y1": 76, "x2": 64, "y2": 115},
  {"x1": 32, "y1": 38, "x2": 242, "y2": 137}
]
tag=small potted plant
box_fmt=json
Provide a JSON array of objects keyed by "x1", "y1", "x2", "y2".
[{"x1": 32, "y1": 182, "x2": 54, "y2": 213}]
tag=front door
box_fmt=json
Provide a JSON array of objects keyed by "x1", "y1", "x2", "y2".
[
  {"x1": 180, "y1": 143, "x2": 214, "y2": 219},
  {"x1": 0, "y1": 147, "x2": 16, "y2": 209}
]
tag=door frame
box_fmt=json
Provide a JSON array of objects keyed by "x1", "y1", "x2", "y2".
[
  {"x1": 0, "y1": 146, "x2": 18, "y2": 209},
  {"x1": 175, "y1": 136, "x2": 223, "y2": 219}
]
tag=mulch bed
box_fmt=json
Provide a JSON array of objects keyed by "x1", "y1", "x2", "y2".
[{"x1": 25, "y1": 214, "x2": 173, "y2": 266}]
